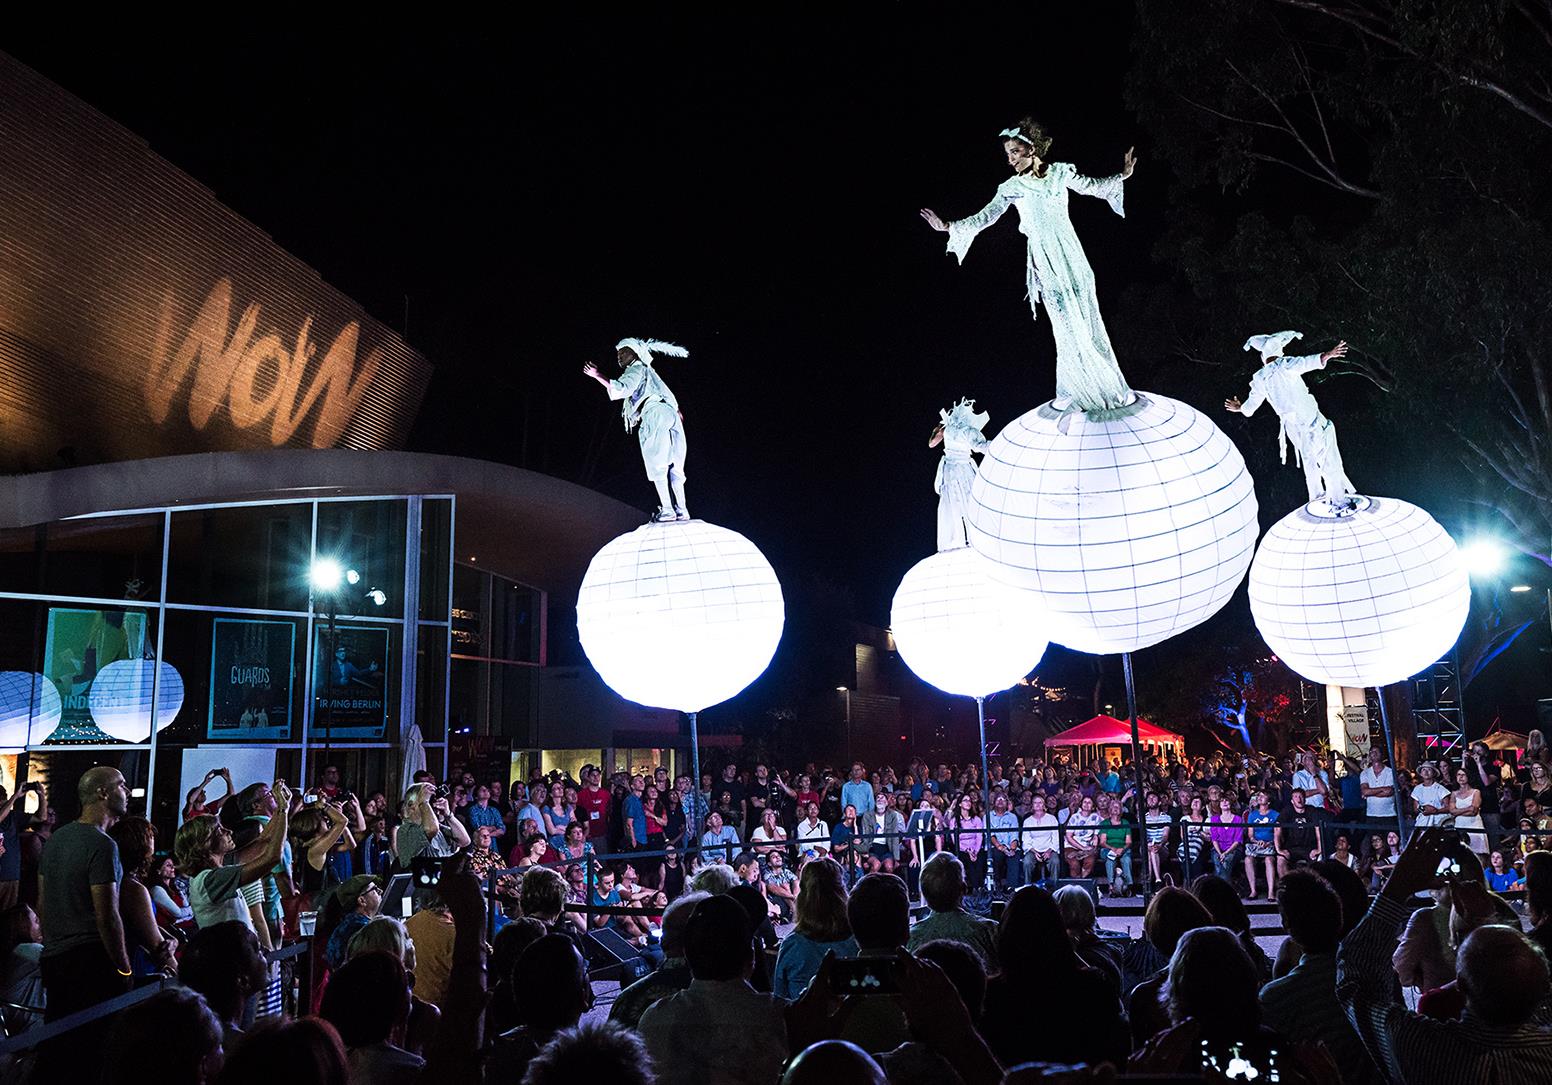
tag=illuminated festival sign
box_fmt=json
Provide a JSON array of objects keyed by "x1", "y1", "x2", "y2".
[{"x1": 0, "y1": 54, "x2": 432, "y2": 470}]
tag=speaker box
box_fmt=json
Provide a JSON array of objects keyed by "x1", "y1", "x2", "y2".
[
  {"x1": 1056, "y1": 877, "x2": 1098, "y2": 907},
  {"x1": 584, "y1": 928, "x2": 651, "y2": 982}
]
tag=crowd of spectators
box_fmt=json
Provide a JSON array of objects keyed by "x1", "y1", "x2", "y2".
[{"x1": 5, "y1": 733, "x2": 1552, "y2": 1083}]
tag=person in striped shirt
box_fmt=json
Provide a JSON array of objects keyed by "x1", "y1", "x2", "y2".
[{"x1": 1337, "y1": 828, "x2": 1552, "y2": 1084}]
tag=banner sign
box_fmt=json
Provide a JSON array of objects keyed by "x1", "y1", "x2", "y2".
[
  {"x1": 208, "y1": 619, "x2": 295, "y2": 741},
  {"x1": 42, "y1": 607, "x2": 149, "y2": 743},
  {"x1": 312, "y1": 624, "x2": 389, "y2": 740}
]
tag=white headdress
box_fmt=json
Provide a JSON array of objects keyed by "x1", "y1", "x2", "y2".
[
  {"x1": 998, "y1": 127, "x2": 1035, "y2": 146},
  {"x1": 1243, "y1": 331, "x2": 1302, "y2": 362},
  {"x1": 616, "y1": 337, "x2": 689, "y2": 367},
  {"x1": 940, "y1": 397, "x2": 990, "y2": 433}
]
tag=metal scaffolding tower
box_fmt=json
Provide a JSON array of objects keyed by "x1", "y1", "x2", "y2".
[{"x1": 1411, "y1": 652, "x2": 1465, "y2": 758}]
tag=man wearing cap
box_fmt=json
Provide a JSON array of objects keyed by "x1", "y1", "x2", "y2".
[{"x1": 1227, "y1": 333, "x2": 1355, "y2": 503}]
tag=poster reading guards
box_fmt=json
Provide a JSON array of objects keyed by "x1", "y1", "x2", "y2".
[
  {"x1": 313, "y1": 624, "x2": 389, "y2": 740},
  {"x1": 209, "y1": 619, "x2": 295, "y2": 741}
]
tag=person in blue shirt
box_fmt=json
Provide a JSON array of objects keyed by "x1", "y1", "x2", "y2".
[
  {"x1": 623, "y1": 782, "x2": 649, "y2": 851},
  {"x1": 466, "y1": 785, "x2": 506, "y2": 846},
  {"x1": 698, "y1": 811, "x2": 740, "y2": 866},
  {"x1": 1244, "y1": 789, "x2": 1281, "y2": 901},
  {"x1": 1097, "y1": 763, "x2": 1121, "y2": 794},
  {"x1": 840, "y1": 764, "x2": 875, "y2": 823}
]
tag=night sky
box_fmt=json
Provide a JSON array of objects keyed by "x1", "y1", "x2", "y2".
[{"x1": 9, "y1": 11, "x2": 1548, "y2": 729}]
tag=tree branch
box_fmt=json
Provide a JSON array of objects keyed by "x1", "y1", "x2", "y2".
[{"x1": 1227, "y1": 59, "x2": 1383, "y2": 197}]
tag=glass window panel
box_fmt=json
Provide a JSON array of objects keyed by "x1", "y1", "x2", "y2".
[
  {"x1": 490, "y1": 661, "x2": 536, "y2": 745},
  {"x1": 158, "y1": 610, "x2": 307, "y2": 745},
  {"x1": 420, "y1": 499, "x2": 452, "y2": 622},
  {"x1": 414, "y1": 625, "x2": 448, "y2": 744},
  {"x1": 167, "y1": 504, "x2": 312, "y2": 612},
  {"x1": 27, "y1": 748, "x2": 149, "y2": 823},
  {"x1": 315, "y1": 500, "x2": 408, "y2": 619},
  {"x1": 451, "y1": 564, "x2": 485, "y2": 657},
  {"x1": 449, "y1": 657, "x2": 486, "y2": 737},
  {"x1": 489, "y1": 576, "x2": 539, "y2": 664},
  {"x1": 36, "y1": 603, "x2": 161, "y2": 746},
  {"x1": 310, "y1": 619, "x2": 402, "y2": 745},
  {"x1": 38, "y1": 514, "x2": 163, "y2": 602},
  {"x1": 540, "y1": 748, "x2": 603, "y2": 783}
]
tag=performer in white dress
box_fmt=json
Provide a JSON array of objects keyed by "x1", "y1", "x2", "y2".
[
  {"x1": 1226, "y1": 332, "x2": 1356, "y2": 504},
  {"x1": 921, "y1": 117, "x2": 1137, "y2": 412},
  {"x1": 928, "y1": 398, "x2": 990, "y2": 551},
  {"x1": 583, "y1": 338, "x2": 690, "y2": 522}
]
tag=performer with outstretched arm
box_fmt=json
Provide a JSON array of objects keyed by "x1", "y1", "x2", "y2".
[
  {"x1": 921, "y1": 117, "x2": 1136, "y2": 412},
  {"x1": 583, "y1": 338, "x2": 690, "y2": 523},
  {"x1": 1226, "y1": 333, "x2": 1355, "y2": 504},
  {"x1": 928, "y1": 398, "x2": 990, "y2": 551}
]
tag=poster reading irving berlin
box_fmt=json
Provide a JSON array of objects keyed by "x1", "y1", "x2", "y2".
[
  {"x1": 208, "y1": 619, "x2": 295, "y2": 741},
  {"x1": 43, "y1": 607, "x2": 148, "y2": 743},
  {"x1": 312, "y1": 624, "x2": 389, "y2": 740}
]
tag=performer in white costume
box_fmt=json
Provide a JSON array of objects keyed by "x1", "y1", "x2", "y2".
[
  {"x1": 1226, "y1": 332, "x2": 1356, "y2": 504},
  {"x1": 921, "y1": 117, "x2": 1137, "y2": 412},
  {"x1": 583, "y1": 338, "x2": 690, "y2": 522},
  {"x1": 928, "y1": 398, "x2": 990, "y2": 551}
]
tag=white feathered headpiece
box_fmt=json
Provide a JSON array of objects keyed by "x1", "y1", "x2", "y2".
[
  {"x1": 1243, "y1": 330, "x2": 1302, "y2": 362},
  {"x1": 616, "y1": 337, "x2": 689, "y2": 367},
  {"x1": 940, "y1": 397, "x2": 990, "y2": 433}
]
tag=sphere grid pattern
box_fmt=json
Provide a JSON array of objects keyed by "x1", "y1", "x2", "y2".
[
  {"x1": 87, "y1": 658, "x2": 186, "y2": 743},
  {"x1": 0, "y1": 671, "x2": 61, "y2": 747},
  {"x1": 577, "y1": 520, "x2": 785, "y2": 714},
  {"x1": 1248, "y1": 496, "x2": 1470, "y2": 688},
  {"x1": 890, "y1": 548, "x2": 1049, "y2": 698},
  {"x1": 967, "y1": 393, "x2": 1259, "y2": 654}
]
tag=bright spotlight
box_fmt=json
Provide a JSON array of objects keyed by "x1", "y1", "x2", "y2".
[
  {"x1": 1511, "y1": 584, "x2": 1533, "y2": 593},
  {"x1": 1460, "y1": 540, "x2": 1507, "y2": 578},
  {"x1": 346, "y1": 569, "x2": 361, "y2": 586},
  {"x1": 309, "y1": 558, "x2": 344, "y2": 593},
  {"x1": 365, "y1": 588, "x2": 387, "y2": 607}
]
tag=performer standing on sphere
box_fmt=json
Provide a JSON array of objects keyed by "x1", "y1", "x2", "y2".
[
  {"x1": 921, "y1": 117, "x2": 1137, "y2": 412},
  {"x1": 1226, "y1": 332, "x2": 1355, "y2": 504},
  {"x1": 928, "y1": 398, "x2": 990, "y2": 551},
  {"x1": 583, "y1": 338, "x2": 690, "y2": 523}
]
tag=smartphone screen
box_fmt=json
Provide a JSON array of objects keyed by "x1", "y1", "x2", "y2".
[
  {"x1": 400, "y1": 896, "x2": 413, "y2": 919},
  {"x1": 1201, "y1": 1038, "x2": 1280, "y2": 1082},
  {"x1": 828, "y1": 957, "x2": 900, "y2": 995}
]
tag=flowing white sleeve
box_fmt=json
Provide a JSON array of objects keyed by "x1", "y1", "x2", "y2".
[
  {"x1": 1062, "y1": 162, "x2": 1126, "y2": 217},
  {"x1": 1238, "y1": 379, "x2": 1267, "y2": 418},
  {"x1": 945, "y1": 189, "x2": 1013, "y2": 263},
  {"x1": 1283, "y1": 353, "x2": 1327, "y2": 377},
  {"x1": 605, "y1": 367, "x2": 644, "y2": 402}
]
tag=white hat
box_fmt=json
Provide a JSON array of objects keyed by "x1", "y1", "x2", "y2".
[
  {"x1": 1243, "y1": 331, "x2": 1302, "y2": 362},
  {"x1": 615, "y1": 337, "x2": 689, "y2": 367}
]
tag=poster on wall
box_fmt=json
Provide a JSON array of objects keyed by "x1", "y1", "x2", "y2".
[
  {"x1": 208, "y1": 619, "x2": 295, "y2": 741},
  {"x1": 42, "y1": 607, "x2": 149, "y2": 743},
  {"x1": 312, "y1": 624, "x2": 389, "y2": 740}
]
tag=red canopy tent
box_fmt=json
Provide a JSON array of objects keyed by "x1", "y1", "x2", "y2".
[{"x1": 1044, "y1": 714, "x2": 1185, "y2": 765}]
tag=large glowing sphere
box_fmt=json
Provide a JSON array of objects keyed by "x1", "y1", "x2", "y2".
[
  {"x1": 890, "y1": 548, "x2": 1049, "y2": 698},
  {"x1": 87, "y1": 659, "x2": 185, "y2": 743},
  {"x1": 0, "y1": 672, "x2": 61, "y2": 748},
  {"x1": 967, "y1": 393, "x2": 1259, "y2": 654},
  {"x1": 1249, "y1": 496, "x2": 1469, "y2": 688},
  {"x1": 577, "y1": 520, "x2": 785, "y2": 713}
]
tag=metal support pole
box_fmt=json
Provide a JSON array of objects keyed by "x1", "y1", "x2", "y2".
[
  {"x1": 976, "y1": 695, "x2": 994, "y2": 893},
  {"x1": 1376, "y1": 690, "x2": 1408, "y2": 844},
  {"x1": 1123, "y1": 653, "x2": 1147, "y2": 899},
  {"x1": 687, "y1": 710, "x2": 701, "y2": 851}
]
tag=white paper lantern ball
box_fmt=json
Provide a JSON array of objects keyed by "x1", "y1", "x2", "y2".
[
  {"x1": 967, "y1": 393, "x2": 1259, "y2": 654},
  {"x1": 1248, "y1": 496, "x2": 1469, "y2": 688},
  {"x1": 577, "y1": 520, "x2": 785, "y2": 713},
  {"x1": 0, "y1": 672, "x2": 61, "y2": 748},
  {"x1": 890, "y1": 548, "x2": 1049, "y2": 698},
  {"x1": 87, "y1": 659, "x2": 185, "y2": 743}
]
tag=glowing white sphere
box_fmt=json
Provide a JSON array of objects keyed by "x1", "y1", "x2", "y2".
[
  {"x1": 0, "y1": 672, "x2": 61, "y2": 748},
  {"x1": 890, "y1": 548, "x2": 1049, "y2": 698},
  {"x1": 87, "y1": 659, "x2": 185, "y2": 743},
  {"x1": 967, "y1": 393, "x2": 1259, "y2": 654},
  {"x1": 1248, "y1": 496, "x2": 1470, "y2": 688},
  {"x1": 577, "y1": 520, "x2": 785, "y2": 713}
]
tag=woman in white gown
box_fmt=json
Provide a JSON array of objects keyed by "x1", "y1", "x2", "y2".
[
  {"x1": 928, "y1": 398, "x2": 989, "y2": 551},
  {"x1": 921, "y1": 118, "x2": 1136, "y2": 412}
]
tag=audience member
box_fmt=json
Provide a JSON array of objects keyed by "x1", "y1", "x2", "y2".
[
  {"x1": 1052, "y1": 882, "x2": 1123, "y2": 996},
  {"x1": 319, "y1": 949, "x2": 423, "y2": 1085},
  {"x1": 215, "y1": 1017, "x2": 349, "y2": 1085},
  {"x1": 839, "y1": 872, "x2": 913, "y2": 1054},
  {"x1": 611, "y1": 890, "x2": 705, "y2": 1028},
  {"x1": 1126, "y1": 886, "x2": 1214, "y2": 1047},
  {"x1": 773, "y1": 857, "x2": 858, "y2": 999},
  {"x1": 180, "y1": 920, "x2": 269, "y2": 1049},
  {"x1": 906, "y1": 853, "x2": 999, "y2": 969},
  {"x1": 520, "y1": 1021, "x2": 653, "y2": 1085},
  {"x1": 483, "y1": 934, "x2": 592, "y2": 1085},
  {"x1": 103, "y1": 986, "x2": 223, "y2": 1085}
]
